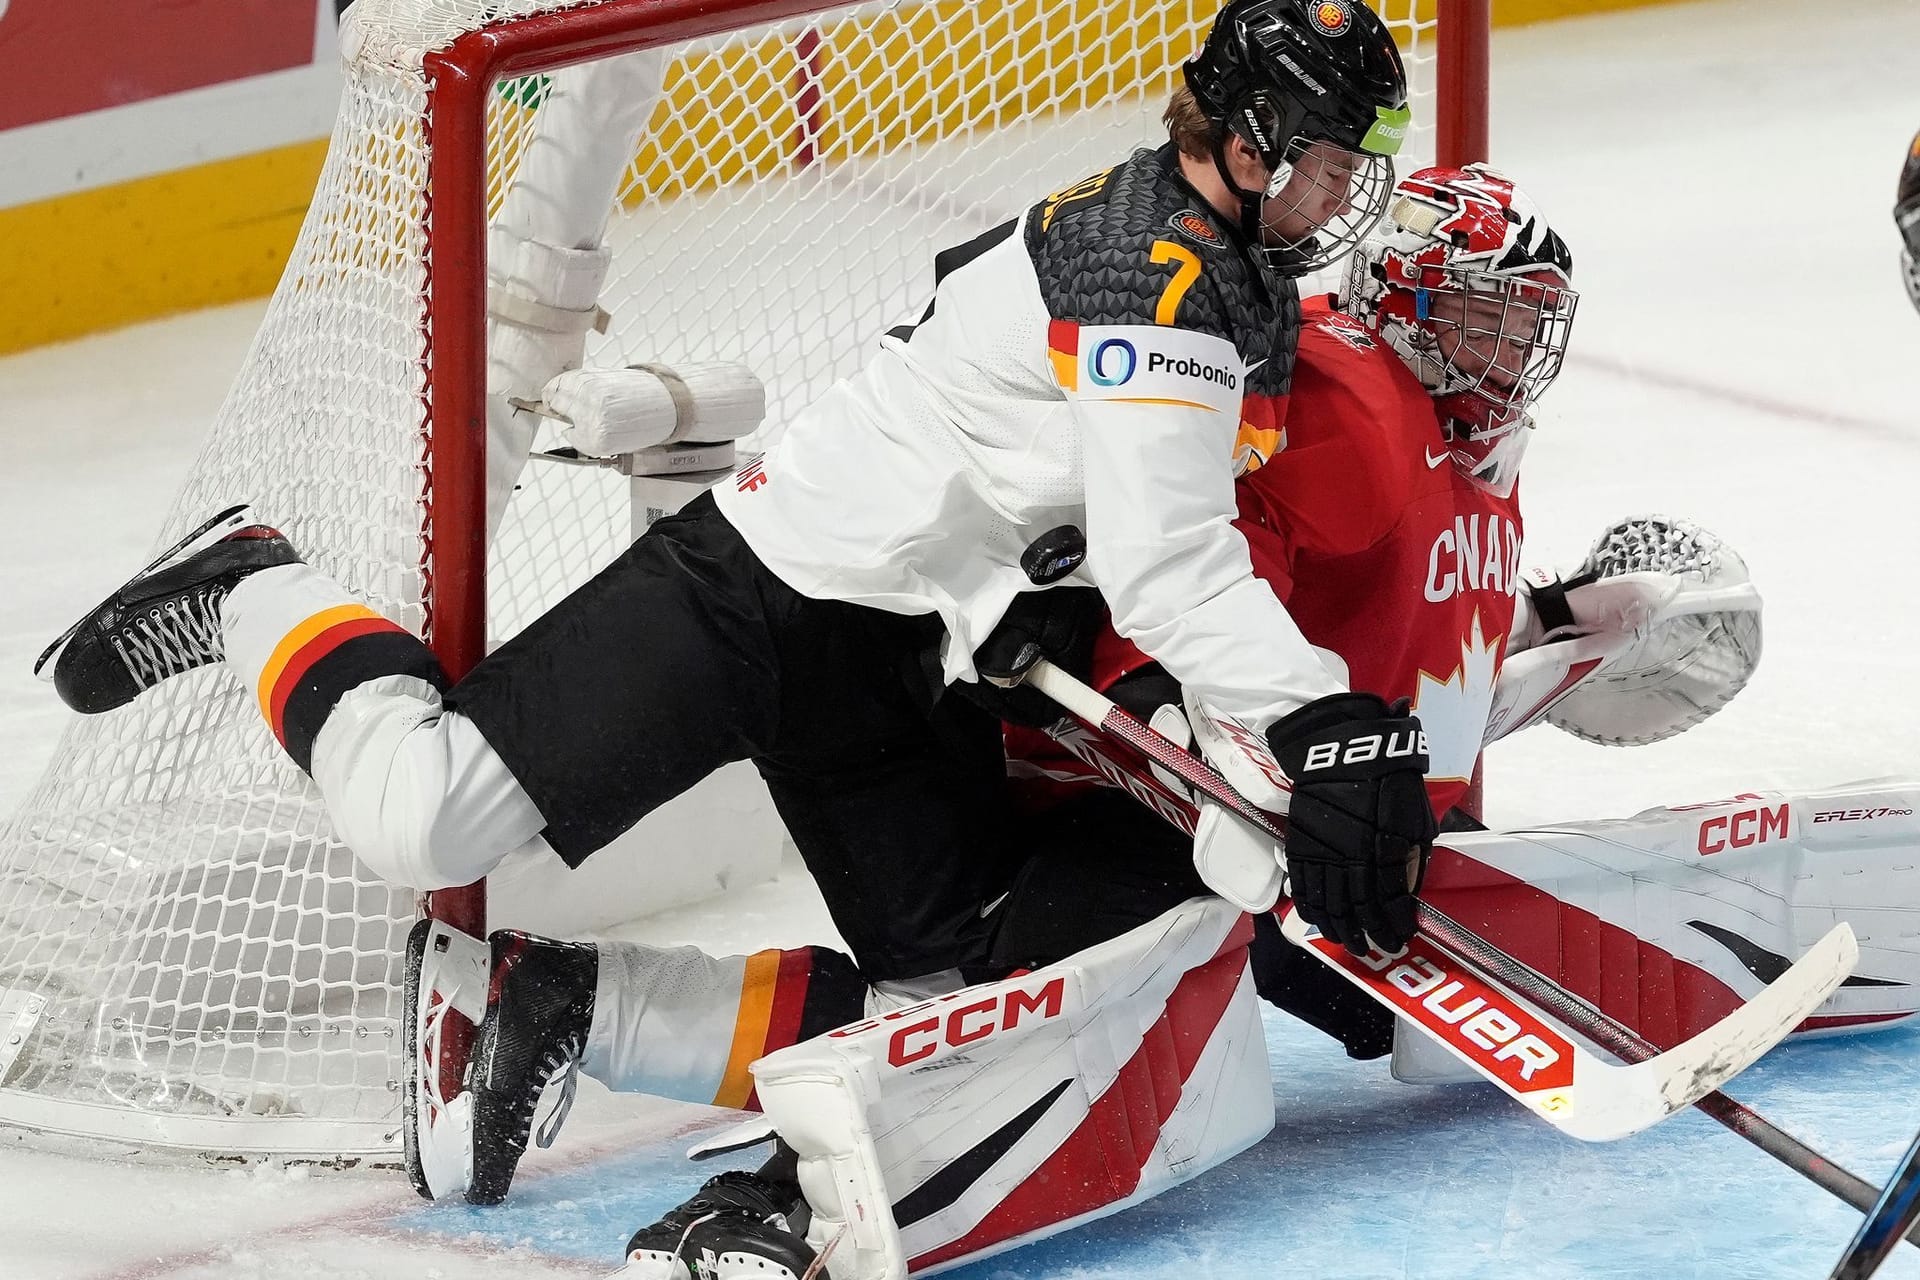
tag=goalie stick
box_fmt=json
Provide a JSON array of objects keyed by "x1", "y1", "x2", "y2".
[
  {"x1": 1017, "y1": 657, "x2": 1856, "y2": 1144},
  {"x1": 1828, "y1": 1126, "x2": 1920, "y2": 1278}
]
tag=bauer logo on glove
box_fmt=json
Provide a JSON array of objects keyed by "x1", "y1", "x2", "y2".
[{"x1": 1299, "y1": 726, "x2": 1429, "y2": 772}]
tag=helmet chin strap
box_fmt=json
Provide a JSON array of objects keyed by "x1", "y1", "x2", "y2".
[{"x1": 1209, "y1": 135, "x2": 1270, "y2": 250}]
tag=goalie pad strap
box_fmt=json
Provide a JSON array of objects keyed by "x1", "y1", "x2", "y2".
[
  {"x1": 487, "y1": 287, "x2": 608, "y2": 336},
  {"x1": 632, "y1": 362, "x2": 696, "y2": 441},
  {"x1": 486, "y1": 226, "x2": 612, "y2": 334}
]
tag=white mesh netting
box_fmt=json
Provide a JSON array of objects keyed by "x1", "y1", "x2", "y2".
[{"x1": 0, "y1": 0, "x2": 1457, "y2": 1157}]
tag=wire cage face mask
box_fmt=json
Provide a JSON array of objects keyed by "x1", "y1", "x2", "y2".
[
  {"x1": 1417, "y1": 270, "x2": 1578, "y2": 415},
  {"x1": 1259, "y1": 135, "x2": 1395, "y2": 275},
  {"x1": 1419, "y1": 271, "x2": 1577, "y2": 498}
]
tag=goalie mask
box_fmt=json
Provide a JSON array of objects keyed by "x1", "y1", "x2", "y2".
[
  {"x1": 1343, "y1": 164, "x2": 1578, "y2": 497},
  {"x1": 1184, "y1": 0, "x2": 1410, "y2": 275},
  {"x1": 1897, "y1": 129, "x2": 1920, "y2": 315}
]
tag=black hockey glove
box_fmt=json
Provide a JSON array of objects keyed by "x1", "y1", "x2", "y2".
[
  {"x1": 957, "y1": 586, "x2": 1105, "y2": 728},
  {"x1": 1267, "y1": 692, "x2": 1437, "y2": 957}
]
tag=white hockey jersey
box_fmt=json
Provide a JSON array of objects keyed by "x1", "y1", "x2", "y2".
[{"x1": 715, "y1": 145, "x2": 1344, "y2": 727}]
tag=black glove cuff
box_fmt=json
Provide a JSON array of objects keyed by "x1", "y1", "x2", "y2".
[{"x1": 1524, "y1": 574, "x2": 1578, "y2": 639}]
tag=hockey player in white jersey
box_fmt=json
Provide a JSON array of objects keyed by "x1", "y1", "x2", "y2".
[{"x1": 37, "y1": 0, "x2": 1414, "y2": 1234}]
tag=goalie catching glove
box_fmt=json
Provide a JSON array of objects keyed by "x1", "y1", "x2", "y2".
[{"x1": 1486, "y1": 515, "x2": 1762, "y2": 747}]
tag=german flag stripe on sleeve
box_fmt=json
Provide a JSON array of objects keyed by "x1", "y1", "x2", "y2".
[
  {"x1": 1047, "y1": 318, "x2": 1080, "y2": 391},
  {"x1": 256, "y1": 604, "x2": 447, "y2": 773},
  {"x1": 716, "y1": 946, "x2": 868, "y2": 1112},
  {"x1": 715, "y1": 949, "x2": 783, "y2": 1110}
]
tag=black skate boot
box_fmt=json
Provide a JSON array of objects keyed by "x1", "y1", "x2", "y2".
[
  {"x1": 36, "y1": 504, "x2": 301, "y2": 714},
  {"x1": 620, "y1": 1168, "x2": 818, "y2": 1280},
  {"x1": 465, "y1": 929, "x2": 599, "y2": 1205}
]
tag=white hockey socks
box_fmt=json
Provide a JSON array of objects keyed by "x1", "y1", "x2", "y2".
[
  {"x1": 587, "y1": 942, "x2": 868, "y2": 1109},
  {"x1": 224, "y1": 564, "x2": 544, "y2": 890}
]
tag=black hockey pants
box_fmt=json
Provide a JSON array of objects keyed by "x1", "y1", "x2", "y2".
[{"x1": 446, "y1": 492, "x2": 1020, "y2": 982}]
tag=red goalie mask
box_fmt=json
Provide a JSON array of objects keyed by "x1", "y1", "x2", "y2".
[{"x1": 1342, "y1": 164, "x2": 1578, "y2": 497}]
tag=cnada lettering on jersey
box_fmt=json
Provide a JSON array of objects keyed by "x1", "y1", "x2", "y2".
[
  {"x1": 1424, "y1": 513, "x2": 1521, "y2": 602},
  {"x1": 1048, "y1": 320, "x2": 1245, "y2": 418}
]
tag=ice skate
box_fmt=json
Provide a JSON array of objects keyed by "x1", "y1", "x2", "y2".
[
  {"x1": 616, "y1": 1169, "x2": 817, "y2": 1280},
  {"x1": 36, "y1": 504, "x2": 300, "y2": 714},
  {"x1": 464, "y1": 929, "x2": 599, "y2": 1205}
]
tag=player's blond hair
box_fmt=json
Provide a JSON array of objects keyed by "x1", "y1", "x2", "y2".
[{"x1": 1163, "y1": 85, "x2": 1220, "y2": 159}]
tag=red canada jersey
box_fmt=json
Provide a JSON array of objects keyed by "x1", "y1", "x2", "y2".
[{"x1": 1013, "y1": 298, "x2": 1523, "y2": 816}]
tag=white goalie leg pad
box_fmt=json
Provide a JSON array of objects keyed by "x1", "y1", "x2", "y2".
[
  {"x1": 538, "y1": 361, "x2": 767, "y2": 457},
  {"x1": 751, "y1": 898, "x2": 1271, "y2": 1279},
  {"x1": 1413, "y1": 780, "x2": 1920, "y2": 1068},
  {"x1": 485, "y1": 49, "x2": 668, "y2": 538}
]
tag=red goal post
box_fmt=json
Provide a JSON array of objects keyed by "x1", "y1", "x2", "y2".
[{"x1": 0, "y1": 0, "x2": 1490, "y2": 1160}]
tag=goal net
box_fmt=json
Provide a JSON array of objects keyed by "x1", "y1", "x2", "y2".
[{"x1": 0, "y1": 0, "x2": 1484, "y2": 1158}]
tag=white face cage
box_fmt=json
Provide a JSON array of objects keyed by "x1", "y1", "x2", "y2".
[
  {"x1": 1418, "y1": 269, "x2": 1578, "y2": 413},
  {"x1": 1416, "y1": 268, "x2": 1577, "y2": 497},
  {"x1": 1259, "y1": 136, "x2": 1395, "y2": 276}
]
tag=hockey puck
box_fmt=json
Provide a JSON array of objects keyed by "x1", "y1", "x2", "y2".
[{"x1": 1020, "y1": 525, "x2": 1087, "y2": 585}]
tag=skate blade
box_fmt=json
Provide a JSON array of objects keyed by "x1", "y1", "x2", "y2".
[
  {"x1": 609, "y1": 1252, "x2": 801, "y2": 1280},
  {"x1": 403, "y1": 917, "x2": 489, "y2": 1201},
  {"x1": 33, "y1": 504, "x2": 254, "y2": 679}
]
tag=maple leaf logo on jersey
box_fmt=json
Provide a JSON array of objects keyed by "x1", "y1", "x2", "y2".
[
  {"x1": 1317, "y1": 312, "x2": 1377, "y2": 351},
  {"x1": 1412, "y1": 610, "x2": 1503, "y2": 784}
]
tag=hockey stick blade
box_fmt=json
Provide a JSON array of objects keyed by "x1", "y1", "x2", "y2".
[
  {"x1": 1829, "y1": 1126, "x2": 1920, "y2": 1279},
  {"x1": 1020, "y1": 657, "x2": 1857, "y2": 1142},
  {"x1": 1283, "y1": 908, "x2": 1855, "y2": 1142}
]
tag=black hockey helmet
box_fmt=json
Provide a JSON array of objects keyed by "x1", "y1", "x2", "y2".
[
  {"x1": 1896, "y1": 130, "x2": 1920, "y2": 313},
  {"x1": 1184, "y1": 0, "x2": 1410, "y2": 274}
]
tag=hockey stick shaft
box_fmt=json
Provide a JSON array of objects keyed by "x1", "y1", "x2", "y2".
[
  {"x1": 1021, "y1": 659, "x2": 1898, "y2": 1230},
  {"x1": 1829, "y1": 1127, "x2": 1920, "y2": 1278}
]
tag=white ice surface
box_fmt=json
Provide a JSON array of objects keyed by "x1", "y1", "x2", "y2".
[{"x1": 4, "y1": 0, "x2": 1920, "y2": 1274}]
